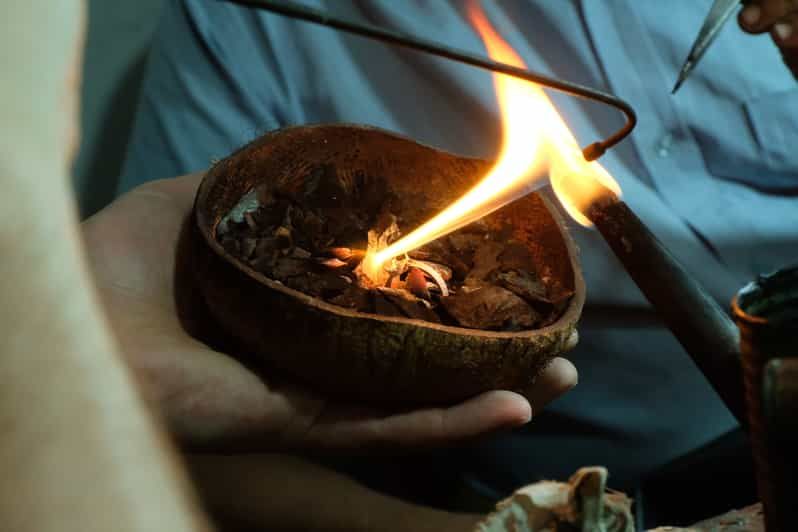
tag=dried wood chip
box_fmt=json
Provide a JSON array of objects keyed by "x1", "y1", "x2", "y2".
[
  {"x1": 493, "y1": 270, "x2": 548, "y2": 304},
  {"x1": 366, "y1": 214, "x2": 401, "y2": 255},
  {"x1": 272, "y1": 257, "x2": 309, "y2": 278},
  {"x1": 407, "y1": 249, "x2": 431, "y2": 260},
  {"x1": 406, "y1": 268, "x2": 430, "y2": 299},
  {"x1": 255, "y1": 183, "x2": 274, "y2": 205},
  {"x1": 329, "y1": 247, "x2": 353, "y2": 260},
  {"x1": 244, "y1": 211, "x2": 257, "y2": 231},
  {"x1": 447, "y1": 233, "x2": 485, "y2": 252},
  {"x1": 219, "y1": 188, "x2": 566, "y2": 331},
  {"x1": 250, "y1": 251, "x2": 277, "y2": 274},
  {"x1": 329, "y1": 285, "x2": 372, "y2": 311},
  {"x1": 392, "y1": 298, "x2": 441, "y2": 323},
  {"x1": 441, "y1": 286, "x2": 540, "y2": 330},
  {"x1": 240, "y1": 237, "x2": 258, "y2": 260},
  {"x1": 425, "y1": 240, "x2": 472, "y2": 281},
  {"x1": 378, "y1": 288, "x2": 440, "y2": 323},
  {"x1": 291, "y1": 247, "x2": 312, "y2": 259},
  {"x1": 218, "y1": 189, "x2": 259, "y2": 234},
  {"x1": 373, "y1": 293, "x2": 406, "y2": 318},
  {"x1": 296, "y1": 210, "x2": 325, "y2": 246},
  {"x1": 319, "y1": 258, "x2": 348, "y2": 269},
  {"x1": 327, "y1": 247, "x2": 365, "y2": 261},
  {"x1": 467, "y1": 240, "x2": 503, "y2": 282},
  {"x1": 316, "y1": 273, "x2": 352, "y2": 296},
  {"x1": 274, "y1": 226, "x2": 292, "y2": 248},
  {"x1": 254, "y1": 237, "x2": 278, "y2": 256},
  {"x1": 323, "y1": 209, "x2": 367, "y2": 247},
  {"x1": 407, "y1": 259, "x2": 452, "y2": 282},
  {"x1": 220, "y1": 236, "x2": 241, "y2": 256},
  {"x1": 254, "y1": 202, "x2": 289, "y2": 231},
  {"x1": 406, "y1": 259, "x2": 450, "y2": 296},
  {"x1": 286, "y1": 272, "x2": 350, "y2": 298},
  {"x1": 282, "y1": 203, "x2": 296, "y2": 227}
]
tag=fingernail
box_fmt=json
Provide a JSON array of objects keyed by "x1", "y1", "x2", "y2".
[
  {"x1": 774, "y1": 22, "x2": 793, "y2": 41},
  {"x1": 741, "y1": 5, "x2": 761, "y2": 27},
  {"x1": 521, "y1": 400, "x2": 533, "y2": 423}
]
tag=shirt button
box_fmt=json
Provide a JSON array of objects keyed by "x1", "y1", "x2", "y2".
[{"x1": 656, "y1": 133, "x2": 674, "y2": 158}]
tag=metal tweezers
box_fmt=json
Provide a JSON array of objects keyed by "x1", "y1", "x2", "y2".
[{"x1": 673, "y1": 0, "x2": 743, "y2": 93}]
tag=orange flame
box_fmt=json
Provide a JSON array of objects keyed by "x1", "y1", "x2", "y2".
[{"x1": 361, "y1": 2, "x2": 621, "y2": 282}]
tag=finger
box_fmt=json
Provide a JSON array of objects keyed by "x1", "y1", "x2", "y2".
[
  {"x1": 772, "y1": 12, "x2": 798, "y2": 46},
  {"x1": 740, "y1": 0, "x2": 798, "y2": 34},
  {"x1": 300, "y1": 356, "x2": 578, "y2": 450},
  {"x1": 768, "y1": 13, "x2": 798, "y2": 78},
  {"x1": 520, "y1": 356, "x2": 578, "y2": 416},
  {"x1": 120, "y1": 330, "x2": 284, "y2": 449},
  {"x1": 311, "y1": 389, "x2": 532, "y2": 450}
]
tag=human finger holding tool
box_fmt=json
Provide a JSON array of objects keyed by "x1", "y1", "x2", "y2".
[
  {"x1": 739, "y1": 0, "x2": 798, "y2": 76},
  {"x1": 674, "y1": 0, "x2": 798, "y2": 91}
]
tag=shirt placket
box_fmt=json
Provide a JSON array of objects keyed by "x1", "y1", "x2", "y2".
[{"x1": 578, "y1": 0, "x2": 750, "y2": 287}]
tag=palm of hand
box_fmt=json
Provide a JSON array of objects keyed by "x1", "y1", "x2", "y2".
[{"x1": 82, "y1": 174, "x2": 575, "y2": 451}]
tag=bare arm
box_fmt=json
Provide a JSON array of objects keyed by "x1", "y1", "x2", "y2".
[
  {"x1": 0, "y1": 2, "x2": 206, "y2": 530},
  {"x1": 0, "y1": 4, "x2": 481, "y2": 531},
  {"x1": 189, "y1": 453, "x2": 482, "y2": 532}
]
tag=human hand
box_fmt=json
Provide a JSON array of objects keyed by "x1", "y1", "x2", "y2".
[
  {"x1": 739, "y1": 0, "x2": 798, "y2": 78},
  {"x1": 82, "y1": 173, "x2": 577, "y2": 451}
]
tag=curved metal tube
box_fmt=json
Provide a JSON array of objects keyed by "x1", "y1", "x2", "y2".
[{"x1": 226, "y1": 0, "x2": 637, "y2": 161}]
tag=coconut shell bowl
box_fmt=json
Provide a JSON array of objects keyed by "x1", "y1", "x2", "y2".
[{"x1": 181, "y1": 124, "x2": 585, "y2": 405}]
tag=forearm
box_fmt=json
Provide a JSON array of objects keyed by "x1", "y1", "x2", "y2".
[
  {"x1": 0, "y1": 161, "x2": 207, "y2": 531},
  {"x1": 0, "y1": 1, "x2": 208, "y2": 528},
  {"x1": 189, "y1": 453, "x2": 481, "y2": 532}
]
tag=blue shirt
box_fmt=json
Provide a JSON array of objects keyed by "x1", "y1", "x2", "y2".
[{"x1": 119, "y1": 0, "x2": 798, "y2": 490}]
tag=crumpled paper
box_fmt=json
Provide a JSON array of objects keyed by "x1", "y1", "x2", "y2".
[
  {"x1": 473, "y1": 466, "x2": 761, "y2": 531},
  {"x1": 475, "y1": 466, "x2": 634, "y2": 532}
]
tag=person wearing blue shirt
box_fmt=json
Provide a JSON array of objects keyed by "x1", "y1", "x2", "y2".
[{"x1": 84, "y1": 0, "x2": 798, "y2": 527}]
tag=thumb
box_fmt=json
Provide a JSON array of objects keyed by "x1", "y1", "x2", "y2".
[
  {"x1": 770, "y1": 16, "x2": 798, "y2": 80},
  {"x1": 521, "y1": 356, "x2": 578, "y2": 417}
]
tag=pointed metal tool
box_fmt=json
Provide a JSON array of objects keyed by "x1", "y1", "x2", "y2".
[{"x1": 673, "y1": 0, "x2": 743, "y2": 94}]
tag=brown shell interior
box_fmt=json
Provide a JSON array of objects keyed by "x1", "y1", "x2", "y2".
[{"x1": 195, "y1": 124, "x2": 581, "y2": 335}]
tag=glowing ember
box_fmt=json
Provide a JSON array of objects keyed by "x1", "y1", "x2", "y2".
[{"x1": 361, "y1": 2, "x2": 621, "y2": 282}]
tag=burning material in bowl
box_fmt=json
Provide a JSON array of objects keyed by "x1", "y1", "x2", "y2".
[
  {"x1": 186, "y1": 124, "x2": 584, "y2": 404},
  {"x1": 216, "y1": 173, "x2": 573, "y2": 332}
]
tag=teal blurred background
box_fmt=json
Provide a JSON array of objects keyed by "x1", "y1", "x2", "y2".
[{"x1": 73, "y1": 0, "x2": 163, "y2": 218}]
